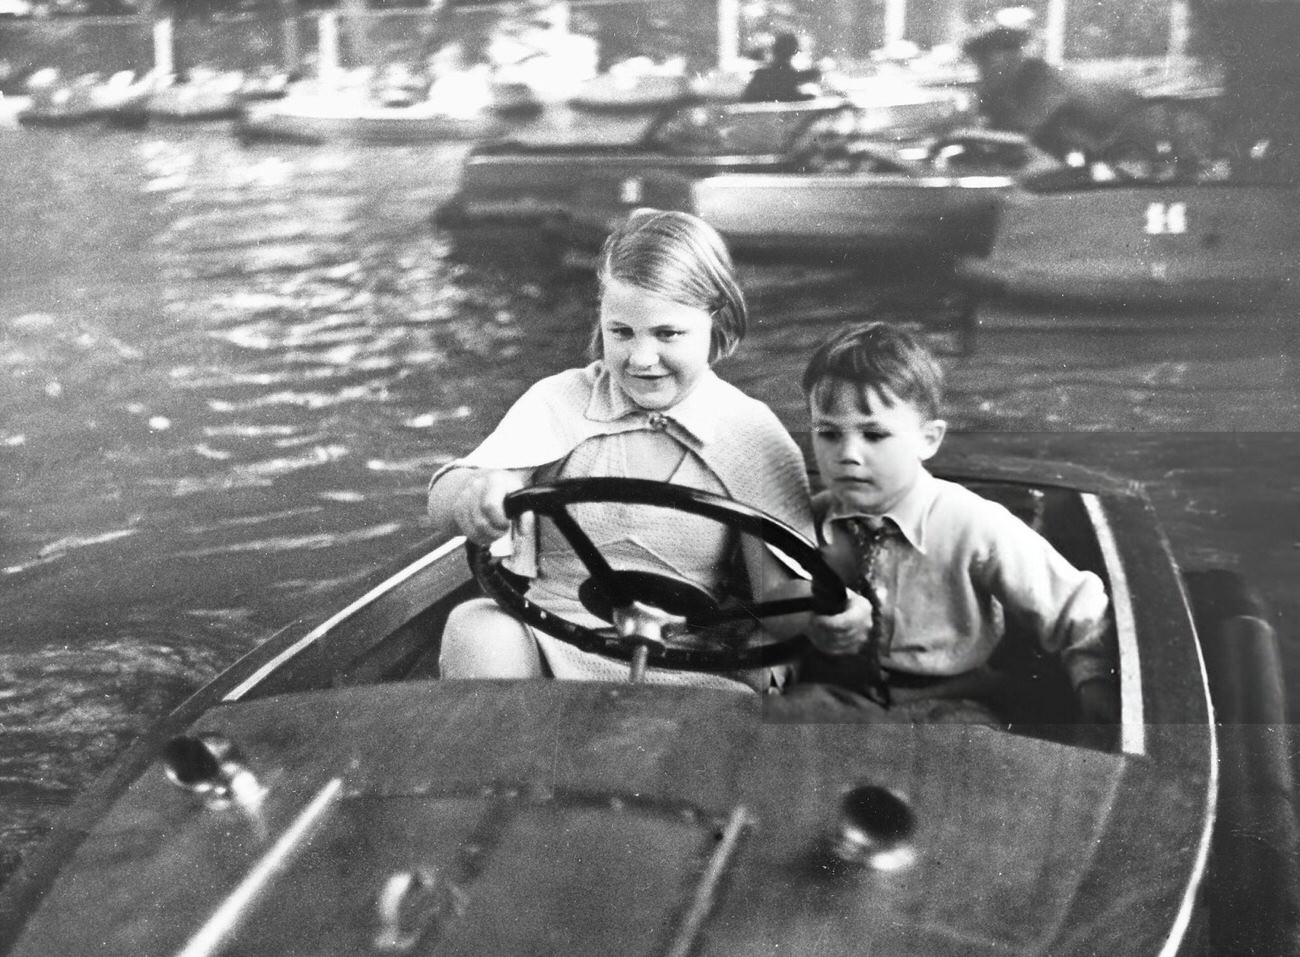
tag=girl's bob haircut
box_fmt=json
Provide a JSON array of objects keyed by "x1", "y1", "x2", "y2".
[{"x1": 589, "y1": 208, "x2": 748, "y2": 363}]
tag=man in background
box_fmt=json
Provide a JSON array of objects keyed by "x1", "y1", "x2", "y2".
[
  {"x1": 962, "y1": 21, "x2": 1144, "y2": 164},
  {"x1": 741, "y1": 31, "x2": 821, "y2": 103}
]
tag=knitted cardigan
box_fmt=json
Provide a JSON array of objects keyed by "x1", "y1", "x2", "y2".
[{"x1": 433, "y1": 361, "x2": 813, "y2": 543}]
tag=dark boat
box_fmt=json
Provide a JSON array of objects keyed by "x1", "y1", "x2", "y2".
[
  {"x1": 0, "y1": 454, "x2": 1292, "y2": 956},
  {"x1": 434, "y1": 96, "x2": 965, "y2": 231},
  {"x1": 550, "y1": 144, "x2": 1010, "y2": 263},
  {"x1": 957, "y1": 169, "x2": 1300, "y2": 307},
  {"x1": 951, "y1": 91, "x2": 1300, "y2": 307}
]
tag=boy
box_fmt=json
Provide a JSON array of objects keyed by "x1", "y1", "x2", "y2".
[{"x1": 803, "y1": 322, "x2": 1118, "y2": 723}]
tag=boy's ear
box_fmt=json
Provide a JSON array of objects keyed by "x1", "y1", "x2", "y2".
[{"x1": 918, "y1": 418, "x2": 947, "y2": 461}]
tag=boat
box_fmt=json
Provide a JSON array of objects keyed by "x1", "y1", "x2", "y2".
[
  {"x1": 569, "y1": 69, "x2": 693, "y2": 112},
  {"x1": 483, "y1": 5, "x2": 599, "y2": 111},
  {"x1": 550, "y1": 139, "x2": 1010, "y2": 263},
  {"x1": 0, "y1": 93, "x2": 31, "y2": 129},
  {"x1": 237, "y1": 68, "x2": 292, "y2": 103},
  {"x1": 957, "y1": 162, "x2": 1300, "y2": 307},
  {"x1": 837, "y1": 72, "x2": 975, "y2": 144},
  {"x1": 686, "y1": 66, "x2": 754, "y2": 103},
  {"x1": 0, "y1": 455, "x2": 1292, "y2": 955},
  {"x1": 148, "y1": 70, "x2": 246, "y2": 122},
  {"x1": 233, "y1": 65, "x2": 534, "y2": 146},
  {"x1": 236, "y1": 91, "x2": 509, "y2": 146},
  {"x1": 942, "y1": 88, "x2": 1300, "y2": 307},
  {"x1": 237, "y1": 93, "x2": 506, "y2": 145},
  {"x1": 16, "y1": 69, "x2": 156, "y2": 128},
  {"x1": 435, "y1": 96, "x2": 968, "y2": 231}
]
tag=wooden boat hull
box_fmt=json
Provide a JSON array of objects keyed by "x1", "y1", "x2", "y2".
[
  {"x1": 958, "y1": 180, "x2": 1300, "y2": 307},
  {"x1": 437, "y1": 99, "x2": 908, "y2": 227},
  {"x1": 148, "y1": 85, "x2": 242, "y2": 122},
  {"x1": 1, "y1": 458, "x2": 1285, "y2": 955},
  {"x1": 16, "y1": 85, "x2": 151, "y2": 127},
  {"x1": 0, "y1": 685, "x2": 1207, "y2": 957},
  {"x1": 557, "y1": 167, "x2": 1009, "y2": 261}
]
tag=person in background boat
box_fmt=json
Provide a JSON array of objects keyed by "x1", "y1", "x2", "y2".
[
  {"x1": 793, "y1": 322, "x2": 1119, "y2": 723},
  {"x1": 428, "y1": 209, "x2": 861, "y2": 690},
  {"x1": 961, "y1": 19, "x2": 1145, "y2": 167},
  {"x1": 741, "y1": 31, "x2": 821, "y2": 103}
]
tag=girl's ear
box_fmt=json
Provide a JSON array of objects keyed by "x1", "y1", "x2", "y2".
[{"x1": 918, "y1": 418, "x2": 947, "y2": 461}]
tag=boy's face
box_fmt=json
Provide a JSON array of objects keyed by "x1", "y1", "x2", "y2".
[{"x1": 809, "y1": 379, "x2": 946, "y2": 515}]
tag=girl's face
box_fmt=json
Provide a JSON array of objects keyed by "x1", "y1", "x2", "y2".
[
  {"x1": 599, "y1": 278, "x2": 714, "y2": 411},
  {"x1": 810, "y1": 379, "x2": 945, "y2": 515}
]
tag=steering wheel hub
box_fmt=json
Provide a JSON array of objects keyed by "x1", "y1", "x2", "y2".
[{"x1": 467, "y1": 478, "x2": 848, "y2": 674}]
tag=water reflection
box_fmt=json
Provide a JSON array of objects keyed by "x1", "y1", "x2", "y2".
[{"x1": 0, "y1": 124, "x2": 1295, "y2": 884}]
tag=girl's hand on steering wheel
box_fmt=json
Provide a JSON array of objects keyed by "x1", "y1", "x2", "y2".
[{"x1": 454, "y1": 469, "x2": 525, "y2": 544}]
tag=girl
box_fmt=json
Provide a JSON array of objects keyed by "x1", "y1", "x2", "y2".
[{"x1": 428, "y1": 210, "x2": 835, "y2": 689}]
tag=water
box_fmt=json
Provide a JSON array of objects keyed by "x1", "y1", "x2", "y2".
[{"x1": 0, "y1": 122, "x2": 1296, "y2": 886}]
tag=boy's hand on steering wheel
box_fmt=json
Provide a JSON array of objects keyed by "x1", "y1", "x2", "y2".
[
  {"x1": 807, "y1": 590, "x2": 874, "y2": 656},
  {"x1": 454, "y1": 469, "x2": 525, "y2": 544}
]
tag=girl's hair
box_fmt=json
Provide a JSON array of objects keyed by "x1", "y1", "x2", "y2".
[
  {"x1": 589, "y1": 209, "x2": 747, "y2": 362},
  {"x1": 801, "y1": 321, "x2": 944, "y2": 420}
]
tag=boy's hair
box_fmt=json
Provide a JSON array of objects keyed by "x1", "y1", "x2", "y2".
[
  {"x1": 801, "y1": 322, "x2": 944, "y2": 420},
  {"x1": 590, "y1": 209, "x2": 747, "y2": 362}
]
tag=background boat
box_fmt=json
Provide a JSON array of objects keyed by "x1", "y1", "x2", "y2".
[
  {"x1": 16, "y1": 69, "x2": 155, "y2": 128},
  {"x1": 147, "y1": 69, "x2": 246, "y2": 122},
  {"x1": 570, "y1": 65, "x2": 693, "y2": 112},
  {"x1": 236, "y1": 91, "x2": 508, "y2": 145},
  {"x1": 952, "y1": 87, "x2": 1299, "y2": 308},
  {"x1": 234, "y1": 65, "x2": 518, "y2": 146},
  {"x1": 958, "y1": 173, "x2": 1300, "y2": 307}
]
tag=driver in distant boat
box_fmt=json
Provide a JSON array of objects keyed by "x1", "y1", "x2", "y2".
[
  {"x1": 961, "y1": 12, "x2": 1169, "y2": 174},
  {"x1": 741, "y1": 31, "x2": 823, "y2": 103}
]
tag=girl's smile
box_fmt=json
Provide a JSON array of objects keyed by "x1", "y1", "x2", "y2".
[{"x1": 599, "y1": 278, "x2": 714, "y2": 411}]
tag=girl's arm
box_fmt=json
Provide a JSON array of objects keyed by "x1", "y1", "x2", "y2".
[{"x1": 427, "y1": 467, "x2": 530, "y2": 544}]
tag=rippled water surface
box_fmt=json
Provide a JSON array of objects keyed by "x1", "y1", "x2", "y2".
[{"x1": 0, "y1": 122, "x2": 1296, "y2": 883}]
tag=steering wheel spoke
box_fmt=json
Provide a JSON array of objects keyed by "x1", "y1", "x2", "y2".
[
  {"x1": 468, "y1": 478, "x2": 849, "y2": 673},
  {"x1": 544, "y1": 506, "x2": 630, "y2": 606}
]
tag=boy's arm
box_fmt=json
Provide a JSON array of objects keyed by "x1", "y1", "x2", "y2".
[
  {"x1": 739, "y1": 540, "x2": 874, "y2": 648},
  {"x1": 977, "y1": 505, "x2": 1118, "y2": 718}
]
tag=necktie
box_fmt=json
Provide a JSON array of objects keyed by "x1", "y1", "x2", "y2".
[{"x1": 847, "y1": 517, "x2": 891, "y2": 707}]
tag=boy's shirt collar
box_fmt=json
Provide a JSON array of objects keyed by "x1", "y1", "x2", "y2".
[
  {"x1": 820, "y1": 468, "x2": 937, "y2": 553},
  {"x1": 584, "y1": 361, "x2": 718, "y2": 446}
]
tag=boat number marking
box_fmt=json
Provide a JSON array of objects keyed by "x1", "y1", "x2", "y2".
[
  {"x1": 620, "y1": 177, "x2": 643, "y2": 204},
  {"x1": 1145, "y1": 202, "x2": 1187, "y2": 235}
]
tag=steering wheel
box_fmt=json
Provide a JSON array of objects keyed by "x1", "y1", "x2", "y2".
[{"x1": 466, "y1": 477, "x2": 849, "y2": 674}]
